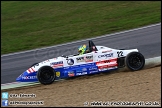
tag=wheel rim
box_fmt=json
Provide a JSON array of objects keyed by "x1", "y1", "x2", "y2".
[
  {"x1": 128, "y1": 54, "x2": 142, "y2": 69},
  {"x1": 40, "y1": 69, "x2": 54, "y2": 82}
]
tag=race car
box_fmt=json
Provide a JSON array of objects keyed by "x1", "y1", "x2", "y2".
[{"x1": 16, "y1": 40, "x2": 145, "y2": 85}]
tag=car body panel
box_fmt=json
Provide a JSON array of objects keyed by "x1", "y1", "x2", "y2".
[{"x1": 16, "y1": 41, "x2": 139, "y2": 82}]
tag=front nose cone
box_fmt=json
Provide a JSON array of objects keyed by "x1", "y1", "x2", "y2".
[
  {"x1": 16, "y1": 71, "x2": 38, "y2": 82},
  {"x1": 16, "y1": 72, "x2": 24, "y2": 82},
  {"x1": 16, "y1": 71, "x2": 28, "y2": 82},
  {"x1": 16, "y1": 76, "x2": 22, "y2": 82}
]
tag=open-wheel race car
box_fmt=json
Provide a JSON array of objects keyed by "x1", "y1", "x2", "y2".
[{"x1": 16, "y1": 40, "x2": 145, "y2": 85}]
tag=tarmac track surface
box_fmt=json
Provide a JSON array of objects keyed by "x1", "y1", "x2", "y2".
[
  {"x1": 1, "y1": 23, "x2": 161, "y2": 84},
  {"x1": 2, "y1": 66, "x2": 161, "y2": 107}
]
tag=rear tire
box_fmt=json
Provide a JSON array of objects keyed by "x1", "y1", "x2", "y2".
[
  {"x1": 37, "y1": 66, "x2": 55, "y2": 85},
  {"x1": 125, "y1": 52, "x2": 145, "y2": 71}
]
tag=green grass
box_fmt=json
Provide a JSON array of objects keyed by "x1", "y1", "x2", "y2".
[{"x1": 1, "y1": 1, "x2": 161, "y2": 54}]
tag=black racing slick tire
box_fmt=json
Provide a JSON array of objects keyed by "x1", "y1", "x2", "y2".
[
  {"x1": 125, "y1": 52, "x2": 145, "y2": 71},
  {"x1": 37, "y1": 66, "x2": 56, "y2": 85}
]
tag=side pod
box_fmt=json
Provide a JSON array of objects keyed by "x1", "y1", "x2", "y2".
[{"x1": 117, "y1": 57, "x2": 125, "y2": 68}]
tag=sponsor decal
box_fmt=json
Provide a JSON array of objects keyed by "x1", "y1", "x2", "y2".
[
  {"x1": 96, "y1": 58, "x2": 117, "y2": 65},
  {"x1": 87, "y1": 63, "x2": 96, "y2": 66},
  {"x1": 76, "y1": 72, "x2": 87, "y2": 76},
  {"x1": 51, "y1": 61, "x2": 63, "y2": 65},
  {"x1": 76, "y1": 69, "x2": 82, "y2": 73},
  {"x1": 84, "y1": 55, "x2": 93, "y2": 62},
  {"x1": 98, "y1": 63, "x2": 117, "y2": 69},
  {"x1": 89, "y1": 66, "x2": 98, "y2": 73},
  {"x1": 67, "y1": 59, "x2": 74, "y2": 65},
  {"x1": 76, "y1": 55, "x2": 93, "y2": 63},
  {"x1": 76, "y1": 68, "x2": 88, "y2": 74},
  {"x1": 68, "y1": 71, "x2": 75, "y2": 77},
  {"x1": 64, "y1": 67, "x2": 70, "y2": 69},
  {"x1": 50, "y1": 61, "x2": 63, "y2": 68},
  {"x1": 76, "y1": 57, "x2": 84, "y2": 62},
  {"x1": 56, "y1": 71, "x2": 60, "y2": 77},
  {"x1": 89, "y1": 70, "x2": 98, "y2": 74},
  {"x1": 64, "y1": 65, "x2": 79, "y2": 69},
  {"x1": 89, "y1": 67, "x2": 98, "y2": 71},
  {"x1": 98, "y1": 53, "x2": 113, "y2": 58},
  {"x1": 98, "y1": 63, "x2": 118, "y2": 71},
  {"x1": 108, "y1": 63, "x2": 118, "y2": 67},
  {"x1": 99, "y1": 60, "x2": 111, "y2": 64},
  {"x1": 98, "y1": 65, "x2": 109, "y2": 69},
  {"x1": 22, "y1": 76, "x2": 37, "y2": 79},
  {"x1": 82, "y1": 68, "x2": 87, "y2": 72}
]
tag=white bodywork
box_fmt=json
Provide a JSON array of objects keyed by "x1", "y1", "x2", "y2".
[{"x1": 27, "y1": 45, "x2": 138, "y2": 73}]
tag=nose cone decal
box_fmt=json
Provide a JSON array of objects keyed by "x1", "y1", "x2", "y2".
[{"x1": 16, "y1": 71, "x2": 38, "y2": 82}]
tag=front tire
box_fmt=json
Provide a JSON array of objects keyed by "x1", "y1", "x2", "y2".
[
  {"x1": 125, "y1": 52, "x2": 145, "y2": 71},
  {"x1": 37, "y1": 66, "x2": 55, "y2": 85}
]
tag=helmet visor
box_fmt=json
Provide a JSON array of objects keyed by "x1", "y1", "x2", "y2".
[{"x1": 78, "y1": 50, "x2": 82, "y2": 53}]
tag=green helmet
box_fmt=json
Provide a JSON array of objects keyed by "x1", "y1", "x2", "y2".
[{"x1": 78, "y1": 45, "x2": 87, "y2": 55}]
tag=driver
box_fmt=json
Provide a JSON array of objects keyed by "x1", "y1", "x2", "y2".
[{"x1": 78, "y1": 44, "x2": 89, "y2": 55}]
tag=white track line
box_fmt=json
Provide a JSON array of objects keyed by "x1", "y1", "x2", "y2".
[
  {"x1": 1, "y1": 23, "x2": 161, "y2": 57},
  {"x1": 1, "y1": 82, "x2": 19, "y2": 86}
]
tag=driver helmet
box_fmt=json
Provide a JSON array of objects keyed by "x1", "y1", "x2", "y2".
[{"x1": 78, "y1": 44, "x2": 87, "y2": 55}]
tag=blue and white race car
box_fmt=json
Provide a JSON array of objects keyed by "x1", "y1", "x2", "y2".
[{"x1": 16, "y1": 40, "x2": 145, "y2": 85}]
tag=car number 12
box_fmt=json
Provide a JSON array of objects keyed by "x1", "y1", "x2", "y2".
[{"x1": 117, "y1": 51, "x2": 123, "y2": 57}]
